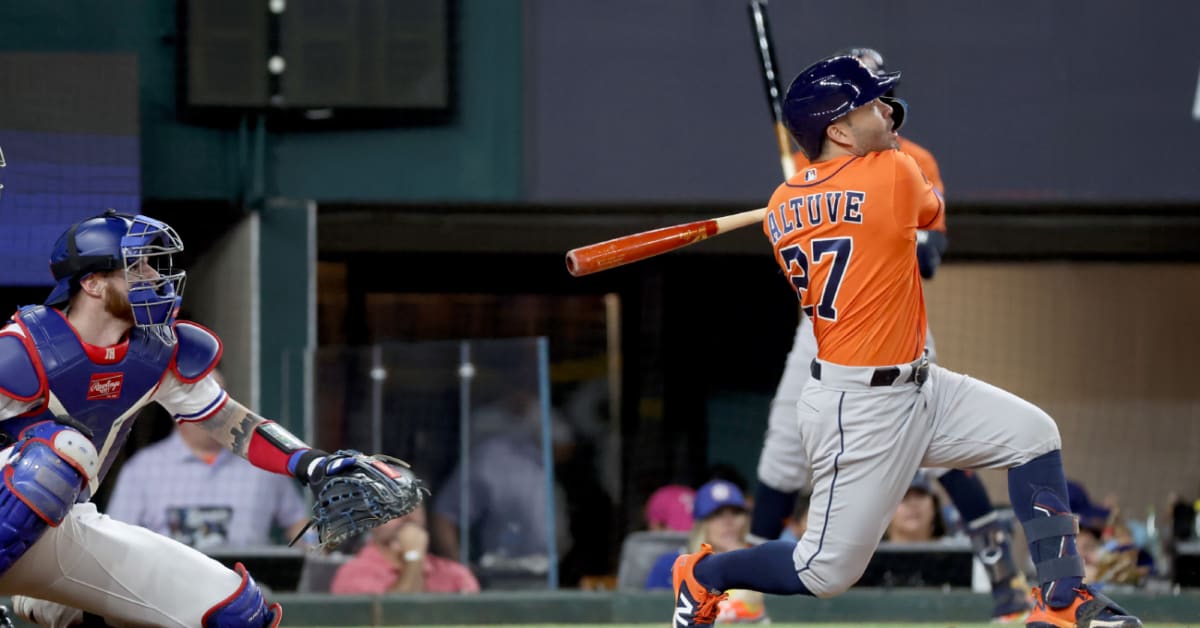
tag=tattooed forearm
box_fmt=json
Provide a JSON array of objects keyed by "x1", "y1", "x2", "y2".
[
  {"x1": 196, "y1": 398, "x2": 268, "y2": 456},
  {"x1": 229, "y1": 414, "x2": 258, "y2": 456}
]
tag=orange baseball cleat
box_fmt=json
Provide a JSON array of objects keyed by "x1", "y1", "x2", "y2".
[
  {"x1": 1025, "y1": 584, "x2": 1142, "y2": 628},
  {"x1": 671, "y1": 543, "x2": 728, "y2": 627}
]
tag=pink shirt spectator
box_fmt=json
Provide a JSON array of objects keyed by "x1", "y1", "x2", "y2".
[{"x1": 330, "y1": 543, "x2": 480, "y2": 594}]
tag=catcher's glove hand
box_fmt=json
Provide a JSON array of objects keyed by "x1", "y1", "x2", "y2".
[{"x1": 291, "y1": 450, "x2": 429, "y2": 549}]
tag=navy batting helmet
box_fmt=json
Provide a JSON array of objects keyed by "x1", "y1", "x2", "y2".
[
  {"x1": 836, "y1": 47, "x2": 897, "y2": 98},
  {"x1": 782, "y1": 56, "x2": 907, "y2": 160},
  {"x1": 47, "y1": 209, "x2": 186, "y2": 344},
  {"x1": 838, "y1": 47, "x2": 887, "y2": 74}
]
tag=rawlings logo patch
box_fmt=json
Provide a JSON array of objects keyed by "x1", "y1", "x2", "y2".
[{"x1": 87, "y1": 373, "x2": 124, "y2": 400}]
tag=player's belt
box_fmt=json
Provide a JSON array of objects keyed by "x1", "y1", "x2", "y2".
[{"x1": 810, "y1": 359, "x2": 929, "y2": 387}]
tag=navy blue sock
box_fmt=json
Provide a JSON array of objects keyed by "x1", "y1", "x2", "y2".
[
  {"x1": 750, "y1": 482, "x2": 799, "y2": 542},
  {"x1": 692, "y1": 541, "x2": 812, "y2": 595},
  {"x1": 937, "y1": 469, "x2": 994, "y2": 523},
  {"x1": 1008, "y1": 450, "x2": 1082, "y2": 608}
]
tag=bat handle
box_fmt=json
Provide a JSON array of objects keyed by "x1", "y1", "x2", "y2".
[
  {"x1": 780, "y1": 155, "x2": 796, "y2": 179},
  {"x1": 712, "y1": 207, "x2": 769, "y2": 233},
  {"x1": 775, "y1": 122, "x2": 796, "y2": 179}
]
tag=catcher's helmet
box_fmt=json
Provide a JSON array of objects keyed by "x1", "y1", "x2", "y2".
[
  {"x1": 47, "y1": 209, "x2": 186, "y2": 345},
  {"x1": 782, "y1": 55, "x2": 907, "y2": 160}
]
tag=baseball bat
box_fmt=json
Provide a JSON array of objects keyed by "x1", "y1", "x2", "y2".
[
  {"x1": 565, "y1": 206, "x2": 767, "y2": 277},
  {"x1": 563, "y1": 4, "x2": 789, "y2": 278},
  {"x1": 748, "y1": 0, "x2": 796, "y2": 179}
]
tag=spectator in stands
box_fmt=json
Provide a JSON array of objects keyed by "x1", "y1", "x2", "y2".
[
  {"x1": 106, "y1": 369, "x2": 309, "y2": 549},
  {"x1": 883, "y1": 472, "x2": 947, "y2": 543},
  {"x1": 706, "y1": 463, "x2": 755, "y2": 512},
  {"x1": 557, "y1": 378, "x2": 621, "y2": 587},
  {"x1": 430, "y1": 388, "x2": 573, "y2": 580},
  {"x1": 645, "y1": 484, "x2": 695, "y2": 532},
  {"x1": 645, "y1": 479, "x2": 767, "y2": 623},
  {"x1": 1076, "y1": 523, "x2": 1103, "y2": 581},
  {"x1": 1068, "y1": 480, "x2": 1156, "y2": 586},
  {"x1": 1067, "y1": 479, "x2": 1114, "y2": 536},
  {"x1": 1093, "y1": 521, "x2": 1155, "y2": 586},
  {"x1": 1068, "y1": 480, "x2": 1118, "y2": 580},
  {"x1": 330, "y1": 504, "x2": 480, "y2": 594}
]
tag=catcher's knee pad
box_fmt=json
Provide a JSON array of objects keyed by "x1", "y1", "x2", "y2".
[
  {"x1": 0, "y1": 421, "x2": 98, "y2": 575},
  {"x1": 202, "y1": 563, "x2": 282, "y2": 628}
]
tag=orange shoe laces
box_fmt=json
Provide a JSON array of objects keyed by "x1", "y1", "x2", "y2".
[
  {"x1": 691, "y1": 590, "x2": 729, "y2": 624},
  {"x1": 684, "y1": 544, "x2": 729, "y2": 624},
  {"x1": 1031, "y1": 585, "x2": 1095, "y2": 615}
]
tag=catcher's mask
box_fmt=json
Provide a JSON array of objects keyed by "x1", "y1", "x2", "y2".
[{"x1": 47, "y1": 209, "x2": 187, "y2": 345}]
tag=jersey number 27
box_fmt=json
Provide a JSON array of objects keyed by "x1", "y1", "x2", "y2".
[{"x1": 779, "y1": 237, "x2": 852, "y2": 321}]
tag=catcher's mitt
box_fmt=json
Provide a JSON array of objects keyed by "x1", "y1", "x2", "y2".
[{"x1": 292, "y1": 450, "x2": 429, "y2": 549}]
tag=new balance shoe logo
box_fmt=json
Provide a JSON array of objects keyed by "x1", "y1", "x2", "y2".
[{"x1": 674, "y1": 595, "x2": 694, "y2": 627}]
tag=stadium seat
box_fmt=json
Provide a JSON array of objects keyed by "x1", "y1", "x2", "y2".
[
  {"x1": 296, "y1": 552, "x2": 354, "y2": 593},
  {"x1": 615, "y1": 530, "x2": 689, "y2": 591}
]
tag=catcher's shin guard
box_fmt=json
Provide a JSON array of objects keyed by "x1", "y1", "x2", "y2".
[{"x1": 202, "y1": 563, "x2": 282, "y2": 628}]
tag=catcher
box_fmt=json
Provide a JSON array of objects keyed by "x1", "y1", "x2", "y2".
[{"x1": 0, "y1": 209, "x2": 425, "y2": 627}]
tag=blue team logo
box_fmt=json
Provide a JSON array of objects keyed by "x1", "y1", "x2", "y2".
[{"x1": 804, "y1": 168, "x2": 817, "y2": 182}]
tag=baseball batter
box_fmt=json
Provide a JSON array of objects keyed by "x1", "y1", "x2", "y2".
[
  {"x1": 671, "y1": 56, "x2": 1142, "y2": 628},
  {"x1": 0, "y1": 209, "x2": 417, "y2": 627},
  {"x1": 749, "y1": 47, "x2": 1029, "y2": 622}
]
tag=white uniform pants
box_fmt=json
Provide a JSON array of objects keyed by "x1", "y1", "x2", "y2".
[
  {"x1": 0, "y1": 448, "x2": 242, "y2": 627},
  {"x1": 791, "y1": 359, "x2": 1059, "y2": 597},
  {"x1": 757, "y1": 315, "x2": 943, "y2": 491}
]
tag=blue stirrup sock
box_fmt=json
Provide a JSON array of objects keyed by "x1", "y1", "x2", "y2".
[
  {"x1": 937, "y1": 469, "x2": 994, "y2": 523},
  {"x1": 693, "y1": 541, "x2": 812, "y2": 595},
  {"x1": 749, "y1": 482, "x2": 799, "y2": 543},
  {"x1": 1008, "y1": 450, "x2": 1084, "y2": 608}
]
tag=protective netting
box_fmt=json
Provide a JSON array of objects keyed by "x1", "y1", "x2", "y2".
[{"x1": 924, "y1": 261, "x2": 1200, "y2": 569}]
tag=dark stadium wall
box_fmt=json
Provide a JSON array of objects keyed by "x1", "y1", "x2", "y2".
[
  {"x1": 525, "y1": 0, "x2": 1200, "y2": 205},
  {"x1": 0, "y1": 0, "x2": 522, "y2": 203},
  {"x1": 6, "y1": 1, "x2": 1200, "y2": 206}
]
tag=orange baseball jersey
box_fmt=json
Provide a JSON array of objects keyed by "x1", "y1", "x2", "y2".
[
  {"x1": 794, "y1": 136, "x2": 945, "y2": 232},
  {"x1": 765, "y1": 150, "x2": 944, "y2": 366}
]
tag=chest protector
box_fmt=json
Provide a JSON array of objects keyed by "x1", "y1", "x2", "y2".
[{"x1": 3, "y1": 306, "x2": 174, "y2": 486}]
